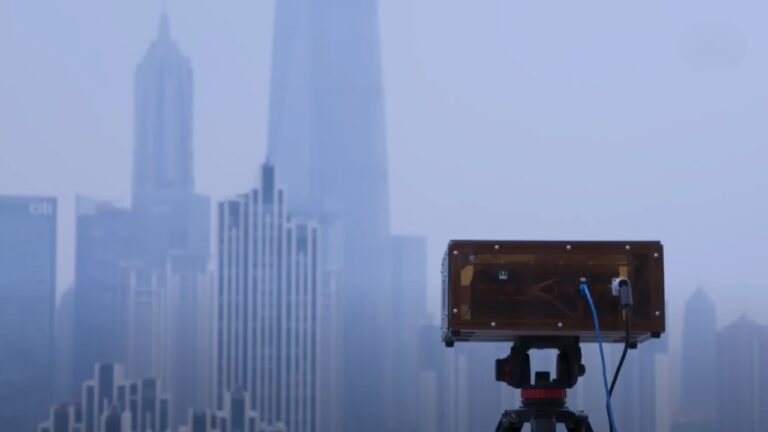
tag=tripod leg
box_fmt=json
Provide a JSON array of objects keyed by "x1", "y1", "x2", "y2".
[
  {"x1": 560, "y1": 410, "x2": 594, "y2": 432},
  {"x1": 495, "y1": 411, "x2": 523, "y2": 432},
  {"x1": 570, "y1": 413, "x2": 594, "y2": 432}
]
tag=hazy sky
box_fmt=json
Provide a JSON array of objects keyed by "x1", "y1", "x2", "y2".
[{"x1": 2, "y1": 0, "x2": 767, "y2": 331}]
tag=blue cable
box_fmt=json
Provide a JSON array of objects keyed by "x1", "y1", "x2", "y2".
[{"x1": 580, "y1": 281, "x2": 619, "y2": 432}]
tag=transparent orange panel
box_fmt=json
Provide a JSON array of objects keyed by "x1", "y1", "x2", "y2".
[{"x1": 443, "y1": 241, "x2": 665, "y2": 344}]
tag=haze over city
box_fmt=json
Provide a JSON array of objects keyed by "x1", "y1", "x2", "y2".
[{"x1": 1, "y1": 1, "x2": 767, "y2": 431}]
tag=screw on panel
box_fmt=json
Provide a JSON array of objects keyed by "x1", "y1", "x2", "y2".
[
  {"x1": 566, "y1": 245, "x2": 572, "y2": 251},
  {"x1": 625, "y1": 245, "x2": 631, "y2": 250},
  {"x1": 453, "y1": 250, "x2": 458, "y2": 256},
  {"x1": 491, "y1": 322, "x2": 496, "y2": 328},
  {"x1": 494, "y1": 244, "x2": 500, "y2": 250},
  {"x1": 452, "y1": 308, "x2": 458, "y2": 314},
  {"x1": 655, "y1": 311, "x2": 661, "y2": 316},
  {"x1": 653, "y1": 252, "x2": 659, "y2": 258},
  {"x1": 557, "y1": 322, "x2": 563, "y2": 328}
]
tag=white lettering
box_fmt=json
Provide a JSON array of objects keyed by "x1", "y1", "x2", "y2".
[{"x1": 29, "y1": 201, "x2": 54, "y2": 216}]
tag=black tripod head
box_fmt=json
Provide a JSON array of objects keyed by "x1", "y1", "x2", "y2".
[
  {"x1": 494, "y1": 336, "x2": 594, "y2": 432},
  {"x1": 495, "y1": 336, "x2": 586, "y2": 389}
]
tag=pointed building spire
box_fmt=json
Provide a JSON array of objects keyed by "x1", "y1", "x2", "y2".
[
  {"x1": 133, "y1": 8, "x2": 194, "y2": 209},
  {"x1": 158, "y1": 12, "x2": 171, "y2": 40}
]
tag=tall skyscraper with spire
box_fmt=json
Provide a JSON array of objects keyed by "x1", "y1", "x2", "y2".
[
  {"x1": 266, "y1": 2, "x2": 392, "y2": 432},
  {"x1": 133, "y1": 13, "x2": 194, "y2": 210},
  {"x1": 73, "y1": 15, "x2": 211, "y2": 429}
]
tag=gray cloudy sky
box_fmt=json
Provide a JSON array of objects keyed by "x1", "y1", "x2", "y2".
[{"x1": 1, "y1": 0, "x2": 767, "y2": 332}]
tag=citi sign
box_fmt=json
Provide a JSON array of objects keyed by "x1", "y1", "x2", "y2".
[{"x1": 29, "y1": 201, "x2": 54, "y2": 216}]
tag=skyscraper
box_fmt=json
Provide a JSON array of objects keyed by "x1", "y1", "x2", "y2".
[
  {"x1": 216, "y1": 164, "x2": 321, "y2": 432},
  {"x1": 266, "y1": 2, "x2": 391, "y2": 430},
  {"x1": 160, "y1": 252, "x2": 215, "y2": 417},
  {"x1": 716, "y1": 316, "x2": 768, "y2": 432},
  {"x1": 131, "y1": 13, "x2": 209, "y2": 268},
  {"x1": 386, "y1": 236, "x2": 429, "y2": 431},
  {"x1": 72, "y1": 197, "x2": 141, "y2": 395},
  {"x1": 132, "y1": 13, "x2": 194, "y2": 211},
  {"x1": 73, "y1": 16, "x2": 211, "y2": 427},
  {"x1": 0, "y1": 195, "x2": 57, "y2": 431},
  {"x1": 130, "y1": 16, "x2": 211, "y2": 425},
  {"x1": 672, "y1": 289, "x2": 717, "y2": 432}
]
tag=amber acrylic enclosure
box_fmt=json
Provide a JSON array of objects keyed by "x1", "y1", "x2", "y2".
[{"x1": 442, "y1": 241, "x2": 665, "y2": 346}]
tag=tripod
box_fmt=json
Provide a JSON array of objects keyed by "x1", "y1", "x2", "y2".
[{"x1": 494, "y1": 336, "x2": 594, "y2": 432}]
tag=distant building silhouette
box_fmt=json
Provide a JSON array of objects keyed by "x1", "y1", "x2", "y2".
[
  {"x1": 40, "y1": 364, "x2": 284, "y2": 432},
  {"x1": 39, "y1": 363, "x2": 171, "y2": 432},
  {"x1": 611, "y1": 338, "x2": 663, "y2": 431},
  {"x1": 130, "y1": 13, "x2": 209, "y2": 270},
  {"x1": 215, "y1": 164, "x2": 321, "y2": 431},
  {"x1": 178, "y1": 389, "x2": 285, "y2": 432},
  {"x1": 72, "y1": 15, "x2": 211, "y2": 428},
  {"x1": 671, "y1": 289, "x2": 717, "y2": 432},
  {"x1": 417, "y1": 320, "x2": 442, "y2": 432},
  {"x1": 419, "y1": 334, "x2": 513, "y2": 432},
  {"x1": 38, "y1": 403, "x2": 79, "y2": 432},
  {"x1": 0, "y1": 195, "x2": 57, "y2": 431},
  {"x1": 129, "y1": 19, "x2": 211, "y2": 423},
  {"x1": 266, "y1": 1, "x2": 392, "y2": 430},
  {"x1": 132, "y1": 13, "x2": 194, "y2": 211},
  {"x1": 118, "y1": 254, "x2": 214, "y2": 429},
  {"x1": 72, "y1": 197, "x2": 140, "y2": 395},
  {"x1": 385, "y1": 236, "x2": 429, "y2": 431},
  {"x1": 716, "y1": 316, "x2": 768, "y2": 432}
]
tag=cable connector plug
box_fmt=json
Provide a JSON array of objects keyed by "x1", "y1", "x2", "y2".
[
  {"x1": 578, "y1": 277, "x2": 589, "y2": 295},
  {"x1": 611, "y1": 278, "x2": 633, "y2": 309}
]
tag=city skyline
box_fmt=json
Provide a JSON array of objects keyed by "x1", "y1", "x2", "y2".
[
  {"x1": 3, "y1": 2, "x2": 768, "y2": 331},
  {"x1": 3, "y1": 2, "x2": 768, "y2": 431}
]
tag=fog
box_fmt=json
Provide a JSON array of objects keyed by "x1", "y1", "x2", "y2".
[
  {"x1": 4, "y1": 1, "x2": 767, "y2": 324},
  {"x1": 2, "y1": 1, "x2": 768, "y2": 431}
]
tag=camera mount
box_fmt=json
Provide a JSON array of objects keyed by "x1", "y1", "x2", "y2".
[{"x1": 494, "y1": 336, "x2": 594, "y2": 432}]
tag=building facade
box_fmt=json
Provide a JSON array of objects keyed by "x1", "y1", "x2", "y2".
[
  {"x1": 0, "y1": 195, "x2": 57, "y2": 431},
  {"x1": 72, "y1": 197, "x2": 142, "y2": 394},
  {"x1": 266, "y1": 2, "x2": 392, "y2": 430},
  {"x1": 216, "y1": 164, "x2": 321, "y2": 431},
  {"x1": 716, "y1": 316, "x2": 768, "y2": 432}
]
